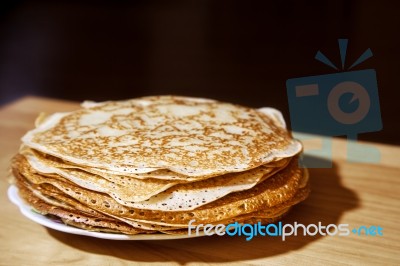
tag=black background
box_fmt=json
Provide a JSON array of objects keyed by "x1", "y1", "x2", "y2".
[{"x1": 0, "y1": 1, "x2": 399, "y2": 144}]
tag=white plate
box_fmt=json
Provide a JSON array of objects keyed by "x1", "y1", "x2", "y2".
[{"x1": 7, "y1": 185, "x2": 201, "y2": 240}]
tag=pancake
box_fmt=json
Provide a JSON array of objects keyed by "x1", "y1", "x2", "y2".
[
  {"x1": 16, "y1": 183, "x2": 147, "y2": 235},
  {"x1": 10, "y1": 96, "x2": 310, "y2": 236},
  {"x1": 13, "y1": 155, "x2": 308, "y2": 226},
  {"x1": 14, "y1": 163, "x2": 308, "y2": 233},
  {"x1": 21, "y1": 149, "x2": 182, "y2": 202},
  {"x1": 16, "y1": 176, "x2": 301, "y2": 235},
  {"x1": 21, "y1": 149, "x2": 291, "y2": 210},
  {"x1": 22, "y1": 96, "x2": 302, "y2": 178}
]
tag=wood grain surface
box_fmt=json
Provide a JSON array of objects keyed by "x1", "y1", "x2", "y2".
[{"x1": 0, "y1": 96, "x2": 399, "y2": 266}]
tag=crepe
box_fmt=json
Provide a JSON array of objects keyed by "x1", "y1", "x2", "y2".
[
  {"x1": 21, "y1": 96, "x2": 302, "y2": 178},
  {"x1": 21, "y1": 149, "x2": 291, "y2": 210},
  {"x1": 9, "y1": 96, "x2": 310, "y2": 236},
  {"x1": 21, "y1": 149, "x2": 181, "y2": 202},
  {"x1": 13, "y1": 154, "x2": 308, "y2": 226}
]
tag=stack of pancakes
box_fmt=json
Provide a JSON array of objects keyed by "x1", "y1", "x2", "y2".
[{"x1": 11, "y1": 96, "x2": 310, "y2": 235}]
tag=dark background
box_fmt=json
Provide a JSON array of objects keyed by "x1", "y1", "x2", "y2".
[{"x1": 0, "y1": 1, "x2": 398, "y2": 144}]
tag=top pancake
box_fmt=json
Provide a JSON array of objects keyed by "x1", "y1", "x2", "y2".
[{"x1": 22, "y1": 96, "x2": 301, "y2": 178}]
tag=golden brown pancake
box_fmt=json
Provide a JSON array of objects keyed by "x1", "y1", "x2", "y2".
[
  {"x1": 12, "y1": 154, "x2": 309, "y2": 227},
  {"x1": 22, "y1": 96, "x2": 302, "y2": 178},
  {"x1": 10, "y1": 96, "x2": 310, "y2": 235}
]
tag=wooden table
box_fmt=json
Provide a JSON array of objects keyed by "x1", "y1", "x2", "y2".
[{"x1": 1, "y1": 96, "x2": 399, "y2": 265}]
